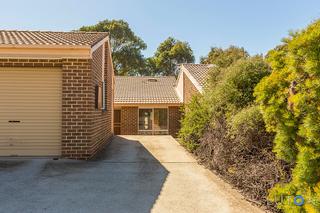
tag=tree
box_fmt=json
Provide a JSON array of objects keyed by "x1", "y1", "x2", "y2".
[
  {"x1": 80, "y1": 19, "x2": 147, "y2": 76},
  {"x1": 201, "y1": 46, "x2": 249, "y2": 68},
  {"x1": 254, "y1": 19, "x2": 320, "y2": 212},
  {"x1": 150, "y1": 37, "x2": 195, "y2": 76}
]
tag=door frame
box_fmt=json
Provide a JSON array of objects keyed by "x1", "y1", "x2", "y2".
[{"x1": 137, "y1": 107, "x2": 169, "y2": 134}]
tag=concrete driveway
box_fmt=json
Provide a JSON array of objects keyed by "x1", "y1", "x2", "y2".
[{"x1": 0, "y1": 135, "x2": 264, "y2": 213}]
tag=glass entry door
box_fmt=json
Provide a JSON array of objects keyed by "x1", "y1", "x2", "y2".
[
  {"x1": 139, "y1": 109, "x2": 153, "y2": 131},
  {"x1": 138, "y1": 108, "x2": 168, "y2": 134}
]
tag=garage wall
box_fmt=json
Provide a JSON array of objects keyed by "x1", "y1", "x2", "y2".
[
  {"x1": 61, "y1": 58, "x2": 93, "y2": 159},
  {"x1": 91, "y1": 43, "x2": 114, "y2": 157},
  {"x1": 0, "y1": 57, "x2": 114, "y2": 160}
]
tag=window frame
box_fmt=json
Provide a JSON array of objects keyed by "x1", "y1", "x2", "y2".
[
  {"x1": 138, "y1": 107, "x2": 169, "y2": 132},
  {"x1": 95, "y1": 81, "x2": 106, "y2": 111},
  {"x1": 102, "y1": 81, "x2": 106, "y2": 111}
]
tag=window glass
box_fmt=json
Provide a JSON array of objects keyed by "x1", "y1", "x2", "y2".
[
  {"x1": 95, "y1": 84, "x2": 103, "y2": 110},
  {"x1": 154, "y1": 108, "x2": 168, "y2": 130},
  {"x1": 139, "y1": 109, "x2": 152, "y2": 130},
  {"x1": 98, "y1": 86, "x2": 103, "y2": 109},
  {"x1": 102, "y1": 81, "x2": 106, "y2": 110}
]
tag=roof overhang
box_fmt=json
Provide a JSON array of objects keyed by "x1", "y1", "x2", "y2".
[
  {"x1": 0, "y1": 36, "x2": 109, "y2": 59},
  {"x1": 114, "y1": 103, "x2": 182, "y2": 108},
  {"x1": 181, "y1": 64, "x2": 204, "y2": 93}
]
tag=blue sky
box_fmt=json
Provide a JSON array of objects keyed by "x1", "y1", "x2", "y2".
[{"x1": 1, "y1": 0, "x2": 320, "y2": 61}]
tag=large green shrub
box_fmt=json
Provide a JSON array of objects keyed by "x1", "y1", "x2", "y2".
[
  {"x1": 179, "y1": 56, "x2": 270, "y2": 151},
  {"x1": 254, "y1": 20, "x2": 320, "y2": 212},
  {"x1": 179, "y1": 94, "x2": 210, "y2": 152}
]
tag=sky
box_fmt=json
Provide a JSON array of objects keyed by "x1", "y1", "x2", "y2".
[{"x1": 1, "y1": 0, "x2": 320, "y2": 61}]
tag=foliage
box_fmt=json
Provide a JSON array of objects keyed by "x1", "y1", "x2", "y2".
[
  {"x1": 200, "y1": 45, "x2": 249, "y2": 68},
  {"x1": 179, "y1": 54, "x2": 287, "y2": 210},
  {"x1": 150, "y1": 37, "x2": 195, "y2": 76},
  {"x1": 197, "y1": 108, "x2": 290, "y2": 211},
  {"x1": 178, "y1": 95, "x2": 210, "y2": 152},
  {"x1": 179, "y1": 56, "x2": 270, "y2": 151},
  {"x1": 179, "y1": 47, "x2": 258, "y2": 150},
  {"x1": 80, "y1": 19, "x2": 147, "y2": 76},
  {"x1": 254, "y1": 19, "x2": 320, "y2": 212}
]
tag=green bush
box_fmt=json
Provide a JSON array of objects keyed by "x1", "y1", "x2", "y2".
[
  {"x1": 178, "y1": 94, "x2": 210, "y2": 152},
  {"x1": 254, "y1": 19, "x2": 320, "y2": 212},
  {"x1": 179, "y1": 56, "x2": 271, "y2": 152}
]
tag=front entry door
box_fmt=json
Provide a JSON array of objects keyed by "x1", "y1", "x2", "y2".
[{"x1": 139, "y1": 109, "x2": 153, "y2": 131}]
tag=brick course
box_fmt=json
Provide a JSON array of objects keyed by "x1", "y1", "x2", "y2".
[{"x1": 0, "y1": 42, "x2": 114, "y2": 160}]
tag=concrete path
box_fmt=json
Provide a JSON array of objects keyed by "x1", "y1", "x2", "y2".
[{"x1": 0, "y1": 135, "x2": 264, "y2": 213}]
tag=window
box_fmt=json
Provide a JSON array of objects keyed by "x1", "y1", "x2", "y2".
[
  {"x1": 95, "y1": 81, "x2": 106, "y2": 110},
  {"x1": 102, "y1": 81, "x2": 106, "y2": 110},
  {"x1": 154, "y1": 108, "x2": 168, "y2": 130},
  {"x1": 139, "y1": 109, "x2": 152, "y2": 130},
  {"x1": 138, "y1": 108, "x2": 168, "y2": 131}
]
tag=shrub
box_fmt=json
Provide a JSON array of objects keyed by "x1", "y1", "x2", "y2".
[
  {"x1": 179, "y1": 94, "x2": 210, "y2": 152},
  {"x1": 179, "y1": 55, "x2": 290, "y2": 210},
  {"x1": 197, "y1": 110, "x2": 291, "y2": 210},
  {"x1": 254, "y1": 19, "x2": 320, "y2": 212}
]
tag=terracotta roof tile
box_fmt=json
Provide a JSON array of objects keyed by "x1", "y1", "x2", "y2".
[
  {"x1": 0, "y1": 30, "x2": 108, "y2": 47},
  {"x1": 182, "y1": 64, "x2": 213, "y2": 88},
  {"x1": 115, "y1": 76, "x2": 181, "y2": 104}
]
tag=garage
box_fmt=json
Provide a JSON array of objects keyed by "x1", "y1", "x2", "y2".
[
  {"x1": 0, "y1": 30, "x2": 114, "y2": 159},
  {"x1": 0, "y1": 68, "x2": 62, "y2": 156}
]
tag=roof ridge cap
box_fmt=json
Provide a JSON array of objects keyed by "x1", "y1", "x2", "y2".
[{"x1": 0, "y1": 30, "x2": 108, "y2": 35}]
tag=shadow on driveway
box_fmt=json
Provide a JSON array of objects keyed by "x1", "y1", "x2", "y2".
[{"x1": 0, "y1": 136, "x2": 169, "y2": 213}]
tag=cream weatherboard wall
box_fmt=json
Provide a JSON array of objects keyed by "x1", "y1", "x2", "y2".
[{"x1": 0, "y1": 68, "x2": 62, "y2": 156}]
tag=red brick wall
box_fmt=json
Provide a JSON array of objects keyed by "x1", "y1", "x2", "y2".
[
  {"x1": 0, "y1": 43, "x2": 114, "y2": 160},
  {"x1": 120, "y1": 107, "x2": 138, "y2": 135},
  {"x1": 183, "y1": 73, "x2": 199, "y2": 103},
  {"x1": 169, "y1": 106, "x2": 182, "y2": 137}
]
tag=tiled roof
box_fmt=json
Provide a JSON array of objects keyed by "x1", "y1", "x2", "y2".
[
  {"x1": 182, "y1": 64, "x2": 213, "y2": 88},
  {"x1": 0, "y1": 30, "x2": 108, "y2": 47},
  {"x1": 115, "y1": 76, "x2": 182, "y2": 104}
]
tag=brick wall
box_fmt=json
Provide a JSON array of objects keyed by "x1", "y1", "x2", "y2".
[
  {"x1": 183, "y1": 73, "x2": 199, "y2": 103},
  {"x1": 120, "y1": 107, "x2": 138, "y2": 135},
  {"x1": 90, "y1": 44, "x2": 113, "y2": 157},
  {"x1": 61, "y1": 58, "x2": 93, "y2": 159},
  {"x1": 169, "y1": 106, "x2": 182, "y2": 137},
  {"x1": 0, "y1": 43, "x2": 114, "y2": 160},
  {"x1": 117, "y1": 106, "x2": 181, "y2": 136}
]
